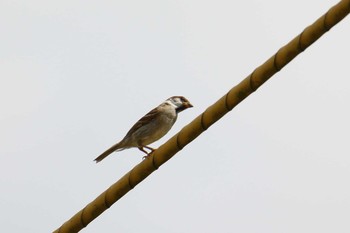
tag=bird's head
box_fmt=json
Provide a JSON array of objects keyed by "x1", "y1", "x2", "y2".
[{"x1": 167, "y1": 96, "x2": 193, "y2": 113}]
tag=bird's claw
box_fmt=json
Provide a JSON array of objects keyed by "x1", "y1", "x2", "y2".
[{"x1": 142, "y1": 150, "x2": 154, "y2": 160}]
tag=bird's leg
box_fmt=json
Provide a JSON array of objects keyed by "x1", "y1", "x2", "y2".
[
  {"x1": 144, "y1": 145, "x2": 155, "y2": 152},
  {"x1": 139, "y1": 146, "x2": 156, "y2": 159},
  {"x1": 138, "y1": 147, "x2": 149, "y2": 155}
]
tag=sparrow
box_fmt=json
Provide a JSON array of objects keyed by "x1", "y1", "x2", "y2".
[{"x1": 94, "y1": 96, "x2": 193, "y2": 163}]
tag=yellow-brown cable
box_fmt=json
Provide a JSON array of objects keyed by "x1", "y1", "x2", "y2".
[{"x1": 54, "y1": 0, "x2": 350, "y2": 232}]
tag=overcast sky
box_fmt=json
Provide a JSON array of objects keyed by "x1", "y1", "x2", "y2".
[{"x1": 1, "y1": 0, "x2": 350, "y2": 232}]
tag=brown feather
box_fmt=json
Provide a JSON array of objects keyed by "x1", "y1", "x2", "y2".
[{"x1": 124, "y1": 107, "x2": 160, "y2": 138}]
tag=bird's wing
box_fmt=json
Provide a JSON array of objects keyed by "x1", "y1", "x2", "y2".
[{"x1": 124, "y1": 107, "x2": 160, "y2": 138}]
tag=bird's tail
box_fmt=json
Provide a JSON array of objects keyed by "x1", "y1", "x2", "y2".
[{"x1": 94, "y1": 141, "x2": 125, "y2": 163}]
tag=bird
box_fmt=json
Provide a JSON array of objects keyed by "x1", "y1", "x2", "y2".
[{"x1": 94, "y1": 96, "x2": 193, "y2": 163}]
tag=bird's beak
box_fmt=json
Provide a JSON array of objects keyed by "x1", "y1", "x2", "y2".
[{"x1": 185, "y1": 102, "x2": 193, "y2": 108}]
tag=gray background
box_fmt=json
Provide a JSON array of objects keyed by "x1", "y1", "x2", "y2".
[{"x1": 1, "y1": 0, "x2": 349, "y2": 232}]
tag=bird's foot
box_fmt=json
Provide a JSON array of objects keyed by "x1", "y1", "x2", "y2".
[
  {"x1": 139, "y1": 146, "x2": 155, "y2": 159},
  {"x1": 142, "y1": 151, "x2": 155, "y2": 160}
]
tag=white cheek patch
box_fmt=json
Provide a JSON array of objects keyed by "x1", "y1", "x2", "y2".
[
  {"x1": 174, "y1": 98, "x2": 183, "y2": 106},
  {"x1": 166, "y1": 99, "x2": 178, "y2": 108}
]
